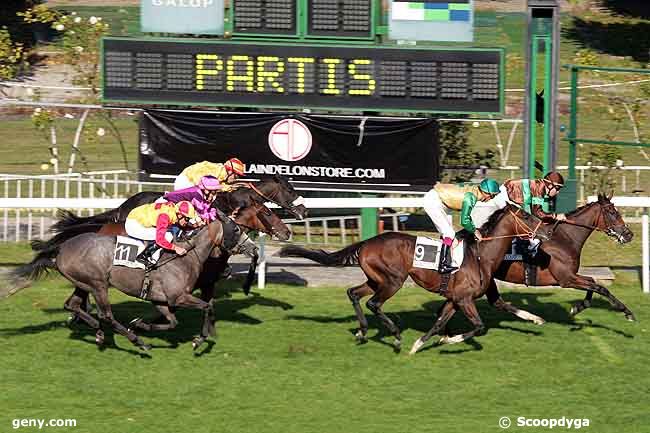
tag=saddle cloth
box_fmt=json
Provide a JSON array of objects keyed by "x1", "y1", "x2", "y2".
[
  {"x1": 412, "y1": 236, "x2": 464, "y2": 273},
  {"x1": 113, "y1": 236, "x2": 161, "y2": 269},
  {"x1": 503, "y1": 238, "x2": 539, "y2": 262}
]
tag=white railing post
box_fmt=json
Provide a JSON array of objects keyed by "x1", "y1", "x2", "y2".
[
  {"x1": 643, "y1": 212, "x2": 649, "y2": 294},
  {"x1": 257, "y1": 233, "x2": 266, "y2": 289}
]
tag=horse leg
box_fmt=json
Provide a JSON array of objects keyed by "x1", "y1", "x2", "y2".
[
  {"x1": 439, "y1": 299, "x2": 486, "y2": 345},
  {"x1": 486, "y1": 279, "x2": 545, "y2": 325},
  {"x1": 346, "y1": 282, "x2": 374, "y2": 343},
  {"x1": 571, "y1": 290, "x2": 594, "y2": 317},
  {"x1": 129, "y1": 304, "x2": 179, "y2": 332},
  {"x1": 170, "y1": 293, "x2": 215, "y2": 351},
  {"x1": 64, "y1": 288, "x2": 100, "y2": 331},
  {"x1": 562, "y1": 274, "x2": 635, "y2": 321},
  {"x1": 64, "y1": 287, "x2": 92, "y2": 325},
  {"x1": 366, "y1": 289, "x2": 402, "y2": 352},
  {"x1": 91, "y1": 286, "x2": 151, "y2": 351},
  {"x1": 409, "y1": 300, "x2": 457, "y2": 355}
]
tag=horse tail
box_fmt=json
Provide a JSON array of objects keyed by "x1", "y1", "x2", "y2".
[
  {"x1": 50, "y1": 209, "x2": 117, "y2": 233},
  {"x1": 2, "y1": 245, "x2": 59, "y2": 297},
  {"x1": 31, "y1": 222, "x2": 103, "y2": 252},
  {"x1": 278, "y1": 242, "x2": 363, "y2": 267}
]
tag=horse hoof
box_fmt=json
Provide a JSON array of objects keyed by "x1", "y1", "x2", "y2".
[
  {"x1": 569, "y1": 305, "x2": 581, "y2": 317},
  {"x1": 393, "y1": 338, "x2": 402, "y2": 352},
  {"x1": 140, "y1": 344, "x2": 152, "y2": 352},
  {"x1": 354, "y1": 330, "x2": 368, "y2": 343},
  {"x1": 409, "y1": 338, "x2": 424, "y2": 355},
  {"x1": 440, "y1": 334, "x2": 465, "y2": 345},
  {"x1": 95, "y1": 330, "x2": 105, "y2": 346},
  {"x1": 625, "y1": 313, "x2": 636, "y2": 322},
  {"x1": 192, "y1": 337, "x2": 205, "y2": 351}
]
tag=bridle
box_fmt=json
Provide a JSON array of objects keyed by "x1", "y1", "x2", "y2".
[
  {"x1": 245, "y1": 181, "x2": 305, "y2": 216},
  {"x1": 233, "y1": 202, "x2": 283, "y2": 238},
  {"x1": 562, "y1": 201, "x2": 628, "y2": 241}
]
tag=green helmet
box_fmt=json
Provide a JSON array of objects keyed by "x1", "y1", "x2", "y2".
[{"x1": 479, "y1": 178, "x2": 500, "y2": 195}]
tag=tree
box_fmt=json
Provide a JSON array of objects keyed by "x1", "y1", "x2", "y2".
[{"x1": 438, "y1": 120, "x2": 495, "y2": 183}]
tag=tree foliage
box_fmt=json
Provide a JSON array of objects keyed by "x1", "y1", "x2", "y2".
[{"x1": 438, "y1": 120, "x2": 495, "y2": 183}]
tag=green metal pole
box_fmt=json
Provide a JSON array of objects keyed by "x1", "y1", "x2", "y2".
[
  {"x1": 568, "y1": 66, "x2": 578, "y2": 180},
  {"x1": 360, "y1": 194, "x2": 378, "y2": 241},
  {"x1": 298, "y1": 0, "x2": 308, "y2": 39},
  {"x1": 543, "y1": 35, "x2": 552, "y2": 174},
  {"x1": 528, "y1": 37, "x2": 539, "y2": 178}
]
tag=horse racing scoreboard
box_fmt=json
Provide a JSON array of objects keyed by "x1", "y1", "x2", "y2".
[{"x1": 101, "y1": 37, "x2": 504, "y2": 114}]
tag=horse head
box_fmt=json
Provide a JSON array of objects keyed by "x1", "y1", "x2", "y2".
[
  {"x1": 255, "y1": 175, "x2": 308, "y2": 220},
  {"x1": 595, "y1": 193, "x2": 633, "y2": 244},
  {"x1": 232, "y1": 201, "x2": 291, "y2": 241}
]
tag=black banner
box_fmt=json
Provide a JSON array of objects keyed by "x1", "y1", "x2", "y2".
[{"x1": 139, "y1": 110, "x2": 439, "y2": 191}]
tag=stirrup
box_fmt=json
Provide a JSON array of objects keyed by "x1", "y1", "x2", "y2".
[{"x1": 438, "y1": 263, "x2": 458, "y2": 274}]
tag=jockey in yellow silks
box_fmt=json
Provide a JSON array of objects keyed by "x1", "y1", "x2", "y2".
[
  {"x1": 174, "y1": 158, "x2": 245, "y2": 191},
  {"x1": 125, "y1": 201, "x2": 198, "y2": 267}
]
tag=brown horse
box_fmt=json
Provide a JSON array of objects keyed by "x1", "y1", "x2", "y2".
[
  {"x1": 279, "y1": 204, "x2": 554, "y2": 355},
  {"x1": 494, "y1": 193, "x2": 635, "y2": 320}
]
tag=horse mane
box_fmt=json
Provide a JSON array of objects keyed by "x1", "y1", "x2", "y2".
[
  {"x1": 566, "y1": 195, "x2": 609, "y2": 217},
  {"x1": 456, "y1": 206, "x2": 509, "y2": 245}
]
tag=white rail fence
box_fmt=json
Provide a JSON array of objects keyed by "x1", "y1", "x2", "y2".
[
  {"x1": 1, "y1": 196, "x2": 648, "y2": 292},
  {"x1": 0, "y1": 196, "x2": 418, "y2": 245},
  {"x1": 2, "y1": 164, "x2": 650, "y2": 202}
]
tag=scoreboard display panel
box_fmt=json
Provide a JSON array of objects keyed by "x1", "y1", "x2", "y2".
[
  {"x1": 232, "y1": 0, "x2": 297, "y2": 35},
  {"x1": 102, "y1": 37, "x2": 504, "y2": 114},
  {"x1": 307, "y1": 0, "x2": 374, "y2": 39}
]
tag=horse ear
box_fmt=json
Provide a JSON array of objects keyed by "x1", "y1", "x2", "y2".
[
  {"x1": 597, "y1": 192, "x2": 603, "y2": 202},
  {"x1": 607, "y1": 191, "x2": 614, "y2": 201}
]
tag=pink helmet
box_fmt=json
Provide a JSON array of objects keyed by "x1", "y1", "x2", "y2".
[{"x1": 199, "y1": 175, "x2": 221, "y2": 191}]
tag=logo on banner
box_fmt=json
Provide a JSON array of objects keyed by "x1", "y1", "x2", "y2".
[{"x1": 268, "y1": 119, "x2": 312, "y2": 162}]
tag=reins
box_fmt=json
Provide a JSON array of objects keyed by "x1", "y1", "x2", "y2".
[
  {"x1": 479, "y1": 210, "x2": 544, "y2": 241},
  {"x1": 246, "y1": 182, "x2": 281, "y2": 207}
]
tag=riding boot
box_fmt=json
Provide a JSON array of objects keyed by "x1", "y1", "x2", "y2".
[
  {"x1": 136, "y1": 242, "x2": 158, "y2": 268},
  {"x1": 523, "y1": 241, "x2": 539, "y2": 286},
  {"x1": 214, "y1": 208, "x2": 241, "y2": 251},
  {"x1": 437, "y1": 243, "x2": 458, "y2": 274}
]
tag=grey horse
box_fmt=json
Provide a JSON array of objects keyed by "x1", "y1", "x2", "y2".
[{"x1": 10, "y1": 202, "x2": 290, "y2": 352}]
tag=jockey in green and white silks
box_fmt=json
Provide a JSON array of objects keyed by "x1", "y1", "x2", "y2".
[
  {"x1": 492, "y1": 171, "x2": 567, "y2": 252},
  {"x1": 423, "y1": 178, "x2": 500, "y2": 273}
]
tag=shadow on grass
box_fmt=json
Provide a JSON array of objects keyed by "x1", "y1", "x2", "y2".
[
  {"x1": 285, "y1": 291, "x2": 634, "y2": 352},
  {"x1": 0, "y1": 291, "x2": 294, "y2": 355}
]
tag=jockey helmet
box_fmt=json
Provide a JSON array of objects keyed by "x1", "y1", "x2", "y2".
[
  {"x1": 224, "y1": 158, "x2": 245, "y2": 176},
  {"x1": 199, "y1": 175, "x2": 221, "y2": 191},
  {"x1": 543, "y1": 171, "x2": 565, "y2": 187},
  {"x1": 175, "y1": 201, "x2": 197, "y2": 219},
  {"x1": 479, "y1": 178, "x2": 500, "y2": 195}
]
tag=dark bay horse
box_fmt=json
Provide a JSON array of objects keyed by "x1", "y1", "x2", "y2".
[
  {"x1": 34, "y1": 176, "x2": 301, "y2": 295},
  {"x1": 49, "y1": 174, "x2": 307, "y2": 233},
  {"x1": 494, "y1": 194, "x2": 635, "y2": 320},
  {"x1": 10, "y1": 202, "x2": 290, "y2": 352},
  {"x1": 279, "y1": 204, "x2": 554, "y2": 355}
]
